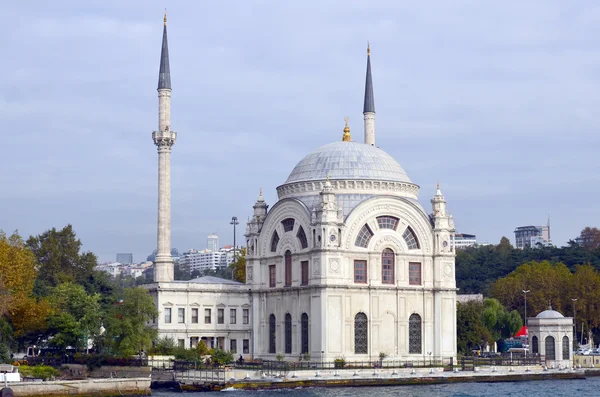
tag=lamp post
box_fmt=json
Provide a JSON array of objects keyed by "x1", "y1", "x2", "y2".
[
  {"x1": 522, "y1": 289, "x2": 530, "y2": 326},
  {"x1": 572, "y1": 298, "x2": 578, "y2": 348},
  {"x1": 230, "y1": 216, "x2": 239, "y2": 268}
]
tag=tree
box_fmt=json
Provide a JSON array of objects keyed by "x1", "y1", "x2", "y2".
[
  {"x1": 579, "y1": 227, "x2": 600, "y2": 251},
  {"x1": 229, "y1": 248, "x2": 246, "y2": 283},
  {"x1": 46, "y1": 283, "x2": 102, "y2": 351},
  {"x1": 106, "y1": 287, "x2": 157, "y2": 356},
  {"x1": 26, "y1": 225, "x2": 97, "y2": 296},
  {"x1": 482, "y1": 298, "x2": 522, "y2": 342},
  {"x1": 456, "y1": 300, "x2": 492, "y2": 354}
]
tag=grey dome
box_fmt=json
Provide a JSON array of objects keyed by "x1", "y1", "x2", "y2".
[
  {"x1": 285, "y1": 141, "x2": 411, "y2": 184},
  {"x1": 536, "y1": 309, "x2": 564, "y2": 319}
]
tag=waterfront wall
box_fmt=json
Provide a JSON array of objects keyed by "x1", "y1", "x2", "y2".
[{"x1": 5, "y1": 377, "x2": 151, "y2": 397}]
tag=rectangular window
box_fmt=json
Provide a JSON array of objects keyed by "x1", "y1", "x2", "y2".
[
  {"x1": 164, "y1": 308, "x2": 172, "y2": 324},
  {"x1": 218, "y1": 308, "x2": 225, "y2": 324},
  {"x1": 192, "y1": 308, "x2": 198, "y2": 324},
  {"x1": 243, "y1": 309, "x2": 249, "y2": 324},
  {"x1": 205, "y1": 308, "x2": 211, "y2": 324},
  {"x1": 243, "y1": 339, "x2": 250, "y2": 354},
  {"x1": 354, "y1": 260, "x2": 367, "y2": 283},
  {"x1": 269, "y1": 265, "x2": 276, "y2": 288},
  {"x1": 230, "y1": 339, "x2": 237, "y2": 353},
  {"x1": 178, "y1": 339, "x2": 185, "y2": 348},
  {"x1": 301, "y1": 261, "x2": 309, "y2": 285},
  {"x1": 285, "y1": 253, "x2": 292, "y2": 287},
  {"x1": 409, "y1": 262, "x2": 422, "y2": 285},
  {"x1": 190, "y1": 337, "x2": 199, "y2": 348},
  {"x1": 230, "y1": 308, "x2": 237, "y2": 324},
  {"x1": 178, "y1": 308, "x2": 185, "y2": 323}
]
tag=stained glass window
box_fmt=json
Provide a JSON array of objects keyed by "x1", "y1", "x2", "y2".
[
  {"x1": 354, "y1": 313, "x2": 368, "y2": 354},
  {"x1": 297, "y1": 226, "x2": 308, "y2": 249},
  {"x1": 532, "y1": 336, "x2": 538, "y2": 354},
  {"x1": 282, "y1": 218, "x2": 295, "y2": 232},
  {"x1": 301, "y1": 313, "x2": 309, "y2": 354},
  {"x1": 377, "y1": 216, "x2": 399, "y2": 230},
  {"x1": 382, "y1": 248, "x2": 395, "y2": 284},
  {"x1": 355, "y1": 224, "x2": 374, "y2": 248},
  {"x1": 285, "y1": 313, "x2": 292, "y2": 354},
  {"x1": 409, "y1": 313, "x2": 422, "y2": 354},
  {"x1": 546, "y1": 336, "x2": 555, "y2": 360},
  {"x1": 562, "y1": 336, "x2": 569, "y2": 360},
  {"x1": 271, "y1": 231, "x2": 280, "y2": 252},
  {"x1": 269, "y1": 314, "x2": 276, "y2": 354},
  {"x1": 402, "y1": 227, "x2": 420, "y2": 250}
]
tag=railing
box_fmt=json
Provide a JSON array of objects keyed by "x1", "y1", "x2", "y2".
[
  {"x1": 175, "y1": 368, "x2": 225, "y2": 383},
  {"x1": 461, "y1": 354, "x2": 541, "y2": 370}
]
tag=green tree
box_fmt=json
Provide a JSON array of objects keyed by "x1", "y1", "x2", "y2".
[
  {"x1": 27, "y1": 225, "x2": 97, "y2": 296},
  {"x1": 106, "y1": 287, "x2": 157, "y2": 356},
  {"x1": 229, "y1": 248, "x2": 246, "y2": 283},
  {"x1": 456, "y1": 300, "x2": 492, "y2": 354},
  {"x1": 47, "y1": 282, "x2": 102, "y2": 351},
  {"x1": 482, "y1": 298, "x2": 522, "y2": 342}
]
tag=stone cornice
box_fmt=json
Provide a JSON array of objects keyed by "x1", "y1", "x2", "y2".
[{"x1": 277, "y1": 179, "x2": 420, "y2": 200}]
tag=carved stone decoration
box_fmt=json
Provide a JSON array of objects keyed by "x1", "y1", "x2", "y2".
[
  {"x1": 443, "y1": 262, "x2": 453, "y2": 278},
  {"x1": 329, "y1": 258, "x2": 341, "y2": 273},
  {"x1": 247, "y1": 266, "x2": 253, "y2": 281},
  {"x1": 313, "y1": 259, "x2": 320, "y2": 275}
]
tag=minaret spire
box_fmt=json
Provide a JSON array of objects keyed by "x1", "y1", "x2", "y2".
[
  {"x1": 152, "y1": 13, "x2": 177, "y2": 282},
  {"x1": 363, "y1": 42, "x2": 375, "y2": 146}
]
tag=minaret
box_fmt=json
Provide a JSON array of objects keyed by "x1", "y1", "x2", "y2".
[
  {"x1": 363, "y1": 42, "x2": 375, "y2": 146},
  {"x1": 152, "y1": 12, "x2": 177, "y2": 282}
]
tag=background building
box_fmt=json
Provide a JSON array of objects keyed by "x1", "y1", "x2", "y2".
[
  {"x1": 207, "y1": 234, "x2": 219, "y2": 251},
  {"x1": 452, "y1": 233, "x2": 477, "y2": 250},
  {"x1": 116, "y1": 253, "x2": 133, "y2": 264},
  {"x1": 178, "y1": 246, "x2": 239, "y2": 273},
  {"x1": 514, "y1": 224, "x2": 551, "y2": 249}
]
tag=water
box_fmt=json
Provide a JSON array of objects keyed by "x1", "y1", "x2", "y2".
[{"x1": 152, "y1": 377, "x2": 600, "y2": 397}]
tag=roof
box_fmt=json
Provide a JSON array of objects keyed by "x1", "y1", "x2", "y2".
[
  {"x1": 536, "y1": 309, "x2": 564, "y2": 319},
  {"x1": 185, "y1": 276, "x2": 243, "y2": 285},
  {"x1": 284, "y1": 141, "x2": 411, "y2": 184},
  {"x1": 158, "y1": 25, "x2": 171, "y2": 89}
]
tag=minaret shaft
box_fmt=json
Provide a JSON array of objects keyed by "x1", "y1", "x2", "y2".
[
  {"x1": 153, "y1": 16, "x2": 176, "y2": 282},
  {"x1": 363, "y1": 44, "x2": 375, "y2": 146}
]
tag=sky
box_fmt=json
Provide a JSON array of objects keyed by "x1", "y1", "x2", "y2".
[{"x1": 2, "y1": 1, "x2": 599, "y2": 263}]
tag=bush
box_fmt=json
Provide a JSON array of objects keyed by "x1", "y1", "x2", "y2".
[
  {"x1": 210, "y1": 349, "x2": 233, "y2": 366},
  {"x1": 334, "y1": 357, "x2": 346, "y2": 369},
  {"x1": 0, "y1": 344, "x2": 9, "y2": 364},
  {"x1": 19, "y1": 365, "x2": 61, "y2": 380}
]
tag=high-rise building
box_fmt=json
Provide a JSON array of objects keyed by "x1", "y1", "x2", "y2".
[
  {"x1": 207, "y1": 234, "x2": 219, "y2": 251},
  {"x1": 116, "y1": 253, "x2": 133, "y2": 265},
  {"x1": 514, "y1": 224, "x2": 551, "y2": 249},
  {"x1": 452, "y1": 233, "x2": 477, "y2": 250}
]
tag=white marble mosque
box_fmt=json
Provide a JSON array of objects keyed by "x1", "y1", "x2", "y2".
[{"x1": 146, "y1": 17, "x2": 457, "y2": 362}]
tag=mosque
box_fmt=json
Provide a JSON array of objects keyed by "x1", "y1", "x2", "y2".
[{"x1": 146, "y1": 15, "x2": 457, "y2": 362}]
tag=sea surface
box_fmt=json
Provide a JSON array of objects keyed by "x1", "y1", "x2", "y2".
[{"x1": 152, "y1": 377, "x2": 600, "y2": 397}]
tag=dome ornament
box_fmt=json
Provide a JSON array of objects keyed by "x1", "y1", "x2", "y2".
[{"x1": 342, "y1": 117, "x2": 352, "y2": 142}]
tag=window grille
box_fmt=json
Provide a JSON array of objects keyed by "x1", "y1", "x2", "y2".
[
  {"x1": 355, "y1": 224, "x2": 374, "y2": 248},
  {"x1": 271, "y1": 231, "x2": 280, "y2": 252},
  {"x1": 301, "y1": 313, "x2": 309, "y2": 354},
  {"x1": 269, "y1": 314, "x2": 276, "y2": 354},
  {"x1": 285, "y1": 313, "x2": 292, "y2": 354},
  {"x1": 282, "y1": 218, "x2": 295, "y2": 232},
  {"x1": 546, "y1": 336, "x2": 556, "y2": 360},
  {"x1": 297, "y1": 226, "x2": 308, "y2": 249},
  {"x1": 377, "y1": 216, "x2": 399, "y2": 230},
  {"x1": 354, "y1": 313, "x2": 368, "y2": 354},
  {"x1": 402, "y1": 227, "x2": 420, "y2": 249},
  {"x1": 409, "y1": 313, "x2": 422, "y2": 354},
  {"x1": 381, "y1": 248, "x2": 395, "y2": 284}
]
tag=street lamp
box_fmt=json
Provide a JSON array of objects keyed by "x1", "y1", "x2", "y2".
[
  {"x1": 522, "y1": 290, "x2": 530, "y2": 326},
  {"x1": 571, "y1": 298, "x2": 578, "y2": 347},
  {"x1": 230, "y1": 216, "x2": 239, "y2": 270}
]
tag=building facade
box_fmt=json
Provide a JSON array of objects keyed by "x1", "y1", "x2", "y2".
[
  {"x1": 527, "y1": 307, "x2": 573, "y2": 368},
  {"x1": 207, "y1": 234, "x2": 219, "y2": 252},
  {"x1": 514, "y1": 224, "x2": 550, "y2": 249},
  {"x1": 116, "y1": 253, "x2": 133, "y2": 265},
  {"x1": 452, "y1": 233, "x2": 477, "y2": 250}
]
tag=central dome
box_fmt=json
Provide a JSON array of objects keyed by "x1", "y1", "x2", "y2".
[{"x1": 285, "y1": 141, "x2": 412, "y2": 184}]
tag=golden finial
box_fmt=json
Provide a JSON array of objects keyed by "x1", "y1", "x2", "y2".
[
  {"x1": 164, "y1": 10, "x2": 167, "y2": 26},
  {"x1": 342, "y1": 117, "x2": 351, "y2": 142},
  {"x1": 367, "y1": 41, "x2": 371, "y2": 56}
]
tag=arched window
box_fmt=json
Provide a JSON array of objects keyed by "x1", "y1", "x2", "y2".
[
  {"x1": 285, "y1": 313, "x2": 292, "y2": 354},
  {"x1": 354, "y1": 312, "x2": 368, "y2": 354},
  {"x1": 409, "y1": 313, "x2": 422, "y2": 354},
  {"x1": 284, "y1": 250, "x2": 292, "y2": 287},
  {"x1": 301, "y1": 313, "x2": 309, "y2": 354},
  {"x1": 269, "y1": 314, "x2": 276, "y2": 354},
  {"x1": 355, "y1": 224, "x2": 374, "y2": 248},
  {"x1": 271, "y1": 231, "x2": 280, "y2": 252},
  {"x1": 381, "y1": 248, "x2": 395, "y2": 284},
  {"x1": 282, "y1": 218, "x2": 295, "y2": 232},
  {"x1": 297, "y1": 226, "x2": 308, "y2": 249},
  {"x1": 377, "y1": 216, "x2": 399, "y2": 230},
  {"x1": 402, "y1": 227, "x2": 420, "y2": 250},
  {"x1": 562, "y1": 336, "x2": 569, "y2": 360},
  {"x1": 531, "y1": 336, "x2": 538, "y2": 354},
  {"x1": 545, "y1": 336, "x2": 555, "y2": 360}
]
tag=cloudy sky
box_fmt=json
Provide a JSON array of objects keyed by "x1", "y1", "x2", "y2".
[{"x1": 2, "y1": 1, "x2": 599, "y2": 262}]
